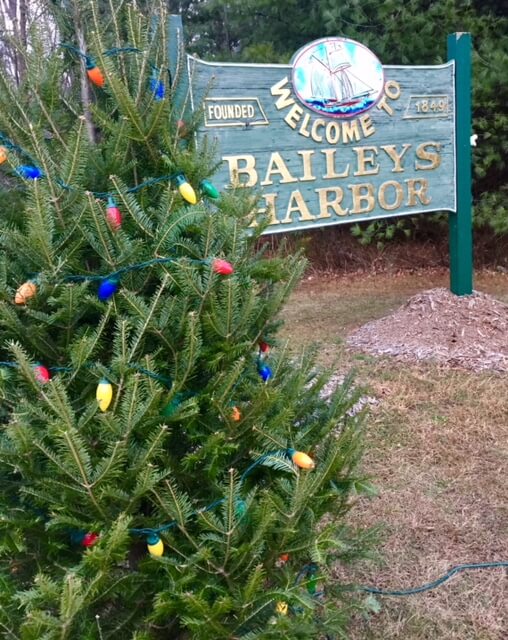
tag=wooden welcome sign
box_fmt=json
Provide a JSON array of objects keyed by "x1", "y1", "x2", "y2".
[{"x1": 169, "y1": 18, "x2": 472, "y2": 295}]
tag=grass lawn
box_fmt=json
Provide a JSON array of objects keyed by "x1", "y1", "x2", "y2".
[{"x1": 280, "y1": 268, "x2": 508, "y2": 640}]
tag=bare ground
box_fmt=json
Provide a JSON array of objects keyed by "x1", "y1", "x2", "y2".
[{"x1": 280, "y1": 269, "x2": 508, "y2": 639}]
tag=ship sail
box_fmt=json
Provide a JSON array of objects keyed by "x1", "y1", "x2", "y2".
[{"x1": 310, "y1": 43, "x2": 374, "y2": 105}]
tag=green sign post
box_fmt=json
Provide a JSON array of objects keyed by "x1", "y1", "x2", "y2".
[
  {"x1": 169, "y1": 16, "x2": 473, "y2": 295},
  {"x1": 447, "y1": 33, "x2": 473, "y2": 296}
]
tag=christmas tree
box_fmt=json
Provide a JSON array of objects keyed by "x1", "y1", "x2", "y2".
[{"x1": 0, "y1": 3, "x2": 370, "y2": 638}]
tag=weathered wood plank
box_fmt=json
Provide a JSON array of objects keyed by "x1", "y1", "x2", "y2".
[{"x1": 189, "y1": 55, "x2": 456, "y2": 233}]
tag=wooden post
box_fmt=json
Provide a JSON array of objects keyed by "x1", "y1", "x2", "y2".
[
  {"x1": 447, "y1": 33, "x2": 473, "y2": 295},
  {"x1": 168, "y1": 15, "x2": 189, "y2": 119}
]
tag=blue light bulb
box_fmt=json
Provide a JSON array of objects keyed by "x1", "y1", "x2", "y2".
[
  {"x1": 98, "y1": 278, "x2": 119, "y2": 301},
  {"x1": 17, "y1": 165, "x2": 43, "y2": 179},
  {"x1": 258, "y1": 364, "x2": 272, "y2": 382},
  {"x1": 149, "y1": 77, "x2": 165, "y2": 101}
]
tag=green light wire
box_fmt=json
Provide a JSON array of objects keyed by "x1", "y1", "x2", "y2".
[
  {"x1": 130, "y1": 449, "x2": 289, "y2": 536},
  {"x1": 63, "y1": 256, "x2": 209, "y2": 283},
  {"x1": 360, "y1": 560, "x2": 508, "y2": 596}
]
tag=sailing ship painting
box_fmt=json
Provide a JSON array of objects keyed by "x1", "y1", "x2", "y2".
[{"x1": 292, "y1": 38, "x2": 384, "y2": 118}]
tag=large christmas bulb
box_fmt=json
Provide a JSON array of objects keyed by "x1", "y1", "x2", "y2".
[
  {"x1": 34, "y1": 363, "x2": 51, "y2": 383},
  {"x1": 288, "y1": 448, "x2": 315, "y2": 470},
  {"x1": 149, "y1": 73, "x2": 165, "y2": 100},
  {"x1": 17, "y1": 165, "x2": 43, "y2": 179},
  {"x1": 14, "y1": 281, "x2": 37, "y2": 304},
  {"x1": 275, "y1": 602, "x2": 288, "y2": 615},
  {"x1": 230, "y1": 405, "x2": 241, "y2": 421},
  {"x1": 96, "y1": 378, "x2": 113, "y2": 412},
  {"x1": 147, "y1": 533, "x2": 164, "y2": 557},
  {"x1": 174, "y1": 174, "x2": 197, "y2": 204},
  {"x1": 200, "y1": 179, "x2": 220, "y2": 199},
  {"x1": 258, "y1": 364, "x2": 272, "y2": 382},
  {"x1": 307, "y1": 569, "x2": 318, "y2": 595},
  {"x1": 98, "y1": 278, "x2": 119, "y2": 302},
  {"x1": 106, "y1": 196, "x2": 122, "y2": 231},
  {"x1": 86, "y1": 58, "x2": 105, "y2": 87},
  {"x1": 82, "y1": 532, "x2": 99, "y2": 547},
  {"x1": 212, "y1": 259, "x2": 234, "y2": 276},
  {"x1": 0, "y1": 146, "x2": 7, "y2": 164},
  {"x1": 259, "y1": 341, "x2": 270, "y2": 354}
]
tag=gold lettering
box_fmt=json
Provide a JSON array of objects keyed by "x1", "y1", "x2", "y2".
[
  {"x1": 255, "y1": 193, "x2": 279, "y2": 226},
  {"x1": 415, "y1": 142, "x2": 442, "y2": 170},
  {"x1": 284, "y1": 104, "x2": 303, "y2": 129},
  {"x1": 270, "y1": 77, "x2": 295, "y2": 110},
  {"x1": 342, "y1": 120, "x2": 361, "y2": 143},
  {"x1": 281, "y1": 190, "x2": 316, "y2": 223},
  {"x1": 322, "y1": 149, "x2": 350, "y2": 179},
  {"x1": 315, "y1": 187, "x2": 349, "y2": 218},
  {"x1": 353, "y1": 146, "x2": 380, "y2": 176},
  {"x1": 384, "y1": 80, "x2": 401, "y2": 100},
  {"x1": 406, "y1": 178, "x2": 431, "y2": 205},
  {"x1": 376, "y1": 96, "x2": 393, "y2": 116},
  {"x1": 350, "y1": 183, "x2": 375, "y2": 214},
  {"x1": 260, "y1": 152, "x2": 298, "y2": 186},
  {"x1": 381, "y1": 144, "x2": 412, "y2": 172},
  {"x1": 223, "y1": 154, "x2": 258, "y2": 187},
  {"x1": 325, "y1": 121, "x2": 340, "y2": 144},
  {"x1": 359, "y1": 114, "x2": 376, "y2": 137},
  {"x1": 311, "y1": 118, "x2": 325, "y2": 142},
  {"x1": 378, "y1": 180, "x2": 404, "y2": 210},
  {"x1": 298, "y1": 113, "x2": 311, "y2": 138},
  {"x1": 297, "y1": 150, "x2": 316, "y2": 181}
]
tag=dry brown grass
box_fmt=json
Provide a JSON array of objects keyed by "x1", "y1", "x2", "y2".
[{"x1": 280, "y1": 269, "x2": 508, "y2": 640}]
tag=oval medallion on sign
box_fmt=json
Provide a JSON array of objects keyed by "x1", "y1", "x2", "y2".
[{"x1": 291, "y1": 37, "x2": 384, "y2": 118}]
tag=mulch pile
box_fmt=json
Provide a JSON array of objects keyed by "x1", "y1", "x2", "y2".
[{"x1": 347, "y1": 287, "x2": 508, "y2": 373}]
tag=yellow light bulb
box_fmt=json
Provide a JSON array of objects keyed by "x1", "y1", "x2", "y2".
[
  {"x1": 96, "y1": 378, "x2": 113, "y2": 412},
  {"x1": 14, "y1": 281, "x2": 37, "y2": 305},
  {"x1": 175, "y1": 174, "x2": 197, "y2": 204},
  {"x1": 147, "y1": 534, "x2": 164, "y2": 557},
  {"x1": 275, "y1": 601, "x2": 288, "y2": 615}
]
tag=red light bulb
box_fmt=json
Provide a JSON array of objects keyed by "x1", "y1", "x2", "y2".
[
  {"x1": 82, "y1": 532, "x2": 99, "y2": 547},
  {"x1": 212, "y1": 259, "x2": 234, "y2": 276},
  {"x1": 106, "y1": 197, "x2": 122, "y2": 231},
  {"x1": 34, "y1": 364, "x2": 51, "y2": 383}
]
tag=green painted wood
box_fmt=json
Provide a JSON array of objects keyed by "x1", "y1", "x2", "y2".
[
  {"x1": 189, "y1": 57, "x2": 457, "y2": 234},
  {"x1": 447, "y1": 33, "x2": 473, "y2": 295}
]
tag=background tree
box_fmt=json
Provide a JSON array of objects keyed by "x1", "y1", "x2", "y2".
[
  {"x1": 0, "y1": 1, "x2": 370, "y2": 638},
  {"x1": 172, "y1": 0, "x2": 507, "y2": 245}
]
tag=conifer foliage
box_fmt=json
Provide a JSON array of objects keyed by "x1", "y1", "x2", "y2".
[{"x1": 0, "y1": 3, "x2": 370, "y2": 638}]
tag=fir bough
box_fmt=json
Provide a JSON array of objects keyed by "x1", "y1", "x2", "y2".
[{"x1": 0, "y1": 2, "x2": 373, "y2": 638}]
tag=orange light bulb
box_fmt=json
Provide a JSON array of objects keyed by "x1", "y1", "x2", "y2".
[
  {"x1": 14, "y1": 281, "x2": 37, "y2": 304},
  {"x1": 289, "y1": 449, "x2": 315, "y2": 470},
  {"x1": 87, "y1": 66, "x2": 105, "y2": 88}
]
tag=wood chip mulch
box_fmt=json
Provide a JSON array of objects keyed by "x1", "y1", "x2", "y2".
[{"x1": 346, "y1": 287, "x2": 508, "y2": 373}]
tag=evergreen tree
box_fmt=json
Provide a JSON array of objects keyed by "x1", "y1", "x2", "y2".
[{"x1": 0, "y1": 2, "x2": 370, "y2": 637}]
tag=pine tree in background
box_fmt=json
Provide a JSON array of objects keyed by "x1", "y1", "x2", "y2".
[{"x1": 0, "y1": 2, "x2": 371, "y2": 638}]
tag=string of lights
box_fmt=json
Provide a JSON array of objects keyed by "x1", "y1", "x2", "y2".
[
  {"x1": 128, "y1": 448, "x2": 315, "y2": 555},
  {"x1": 1, "y1": 127, "x2": 220, "y2": 204}
]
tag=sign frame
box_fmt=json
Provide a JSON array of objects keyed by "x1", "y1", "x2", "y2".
[{"x1": 168, "y1": 16, "x2": 472, "y2": 296}]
